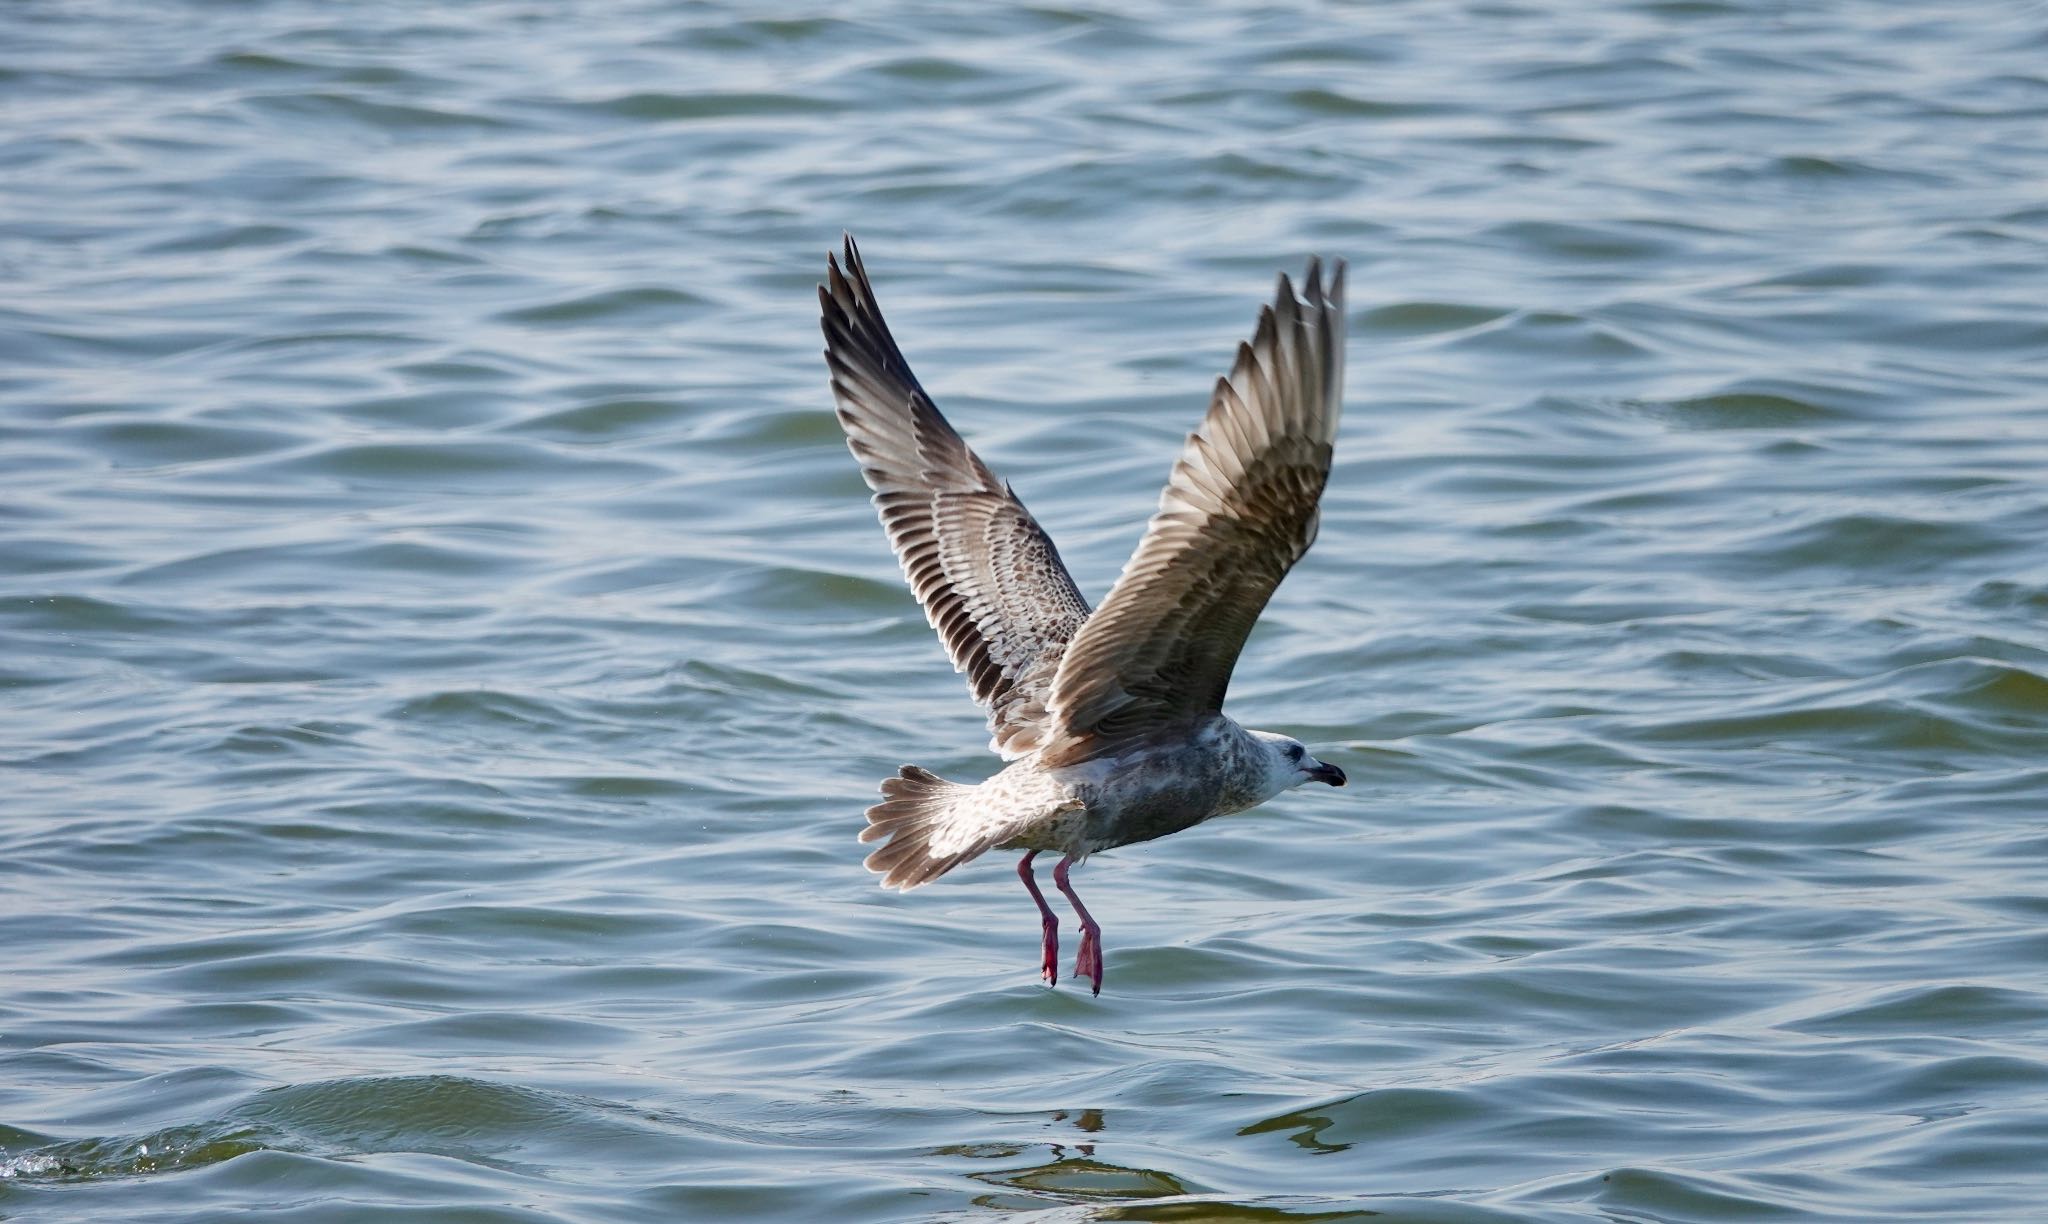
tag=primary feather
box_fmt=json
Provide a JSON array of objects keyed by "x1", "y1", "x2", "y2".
[{"x1": 819, "y1": 237, "x2": 1091, "y2": 759}]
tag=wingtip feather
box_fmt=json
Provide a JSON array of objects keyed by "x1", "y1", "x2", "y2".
[{"x1": 1040, "y1": 252, "x2": 1350, "y2": 747}]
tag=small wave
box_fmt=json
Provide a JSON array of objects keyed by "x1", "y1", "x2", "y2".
[
  {"x1": 673, "y1": 16, "x2": 857, "y2": 50},
  {"x1": 506, "y1": 396, "x2": 697, "y2": 440},
  {"x1": 1357, "y1": 301, "x2": 1511, "y2": 337},
  {"x1": 239, "y1": 90, "x2": 519, "y2": 132},
  {"x1": 1446, "y1": 310, "x2": 1654, "y2": 360},
  {"x1": 1241, "y1": 1087, "x2": 1487, "y2": 1155},
  {"x1": 496, "y1": 285, "x2": 710, "y2": 327},
  {"x1": 262, "y1": 438, "x2": 663, "y2": 488},
  {"x1": 208, "y1": 720, "x2": 362, "y2": 757},
  {"x1": 1787, "y1": 983, "x2": 2048, "y2": 1037},
  {"x1": 1483, "y1": 220, "x2": 1692, "y2": 263},
  {"x1": 0, "y1": 1076, "x2": 675, "y2": 1185},
  {"x1": 1281, "y1": 87, "x2": 1452, "y2": 118},
  {"x1": 394, "y1": 688, "x2": 575, "y2": 729},
  {"x1": 0, "y1": 1125, "x2": 268, "y2": 1183},
  {"x1": 139, "y1": 223, "x2": 308, "y2": 255},
  {"x1": 1623, "y1": 389, "x2": 1841, "y2": 430},
  {"x1": 1530, "y1": 1165, "x2": 1822, "y2": 1220},
  {"x1": 1734, "y1": 512, "x2": 2013, "y2": 577},
  {"x1": 570, "y1": 91, "x2": 835, "y2": 121},
  {"x1": 968, "y1": 1151, "x2": 1192, "y2": 1199}
]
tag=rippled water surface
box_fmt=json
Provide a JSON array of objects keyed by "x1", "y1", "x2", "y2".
[{"x1": 7, "y1": 1, "x2": 2048, "y2": 1219}]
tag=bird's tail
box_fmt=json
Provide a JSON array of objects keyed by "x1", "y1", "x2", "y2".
[{"x1": 859, "y1": 764, "x2": 986, "y2": 890}]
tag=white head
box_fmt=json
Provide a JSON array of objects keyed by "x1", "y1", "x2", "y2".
[{"x1": 1247, "y1": 729, "x2": 1347, "y2": 803}]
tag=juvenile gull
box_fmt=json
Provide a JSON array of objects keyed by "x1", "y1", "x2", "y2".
[{"x1": 820, "y1": 236, "x2": 1347, "y2": 994}]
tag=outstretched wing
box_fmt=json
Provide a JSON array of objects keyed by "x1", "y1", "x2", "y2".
[
  {"x1": 820, "y1": 235, "x2": 1092, "y2": 758},
  {"x1": 1041, "y1": 259, "x2": 1346, "y2": 760}
]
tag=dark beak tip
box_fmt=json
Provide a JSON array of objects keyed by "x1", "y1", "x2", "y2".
[{"x1": 1311, "y1": 763, "x2": 1346, "y2": 788}]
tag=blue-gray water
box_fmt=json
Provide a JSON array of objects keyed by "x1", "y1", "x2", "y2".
[{"x1": 5, "y1": 2, "x2": 2048, "y2": 1220}]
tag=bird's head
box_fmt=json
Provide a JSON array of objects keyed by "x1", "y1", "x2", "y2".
[{"x1": 1249, "y1": 730, "x2": 1347, "y2": 799}]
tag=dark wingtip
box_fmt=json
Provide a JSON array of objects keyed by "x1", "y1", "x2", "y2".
[{"x1": 826, "y1": 232, "x2": 860, "y2": 285}]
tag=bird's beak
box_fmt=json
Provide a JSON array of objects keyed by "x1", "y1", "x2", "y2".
[{"x1": 1306, "y1": 760, "x2": 1346, "y2": 787}]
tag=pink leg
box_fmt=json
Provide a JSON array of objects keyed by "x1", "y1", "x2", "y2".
[
  {"x1": 1052, "y1": 855, "x2": 1103, "y2": 996},
  {"x1": 1018, "y1": 851, "x2": 1058, "y2": 986}
]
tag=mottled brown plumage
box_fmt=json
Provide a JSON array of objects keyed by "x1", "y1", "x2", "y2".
[
  {"x1": 1042, "y1": 258, "x2": 1344, "y2": 761},
  {"x1": 820, "y1": 240, "x2": 1090, "y2": 759},
  {"x1": 821, "y1": 236, "x2": 1348, "y2": 992}
]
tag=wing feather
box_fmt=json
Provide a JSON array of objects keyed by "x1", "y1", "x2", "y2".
[
  {"x1": 1042, "y1": 260, "x2": 1346, "y2": 758},
  {"x1": 820, "y1": 236, "x2": 1091, "y2": 758}
]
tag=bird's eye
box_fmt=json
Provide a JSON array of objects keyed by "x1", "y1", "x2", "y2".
[{"x1": 1287, "y1": 744, "x2": 1304, "y2": 763}]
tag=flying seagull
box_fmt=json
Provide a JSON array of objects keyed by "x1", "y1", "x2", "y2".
[{"x1": 820, "y1": 236, "x2": 1347, "y2": 995}]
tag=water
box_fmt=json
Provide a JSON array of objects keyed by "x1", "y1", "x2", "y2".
[{"x1": 5, "y1": 1, "x2": 2048, "y2": 1219}]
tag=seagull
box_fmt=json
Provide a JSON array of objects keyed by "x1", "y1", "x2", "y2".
[{"x1": 820, "y1": 236, "x2": 1347, "y2": 995}]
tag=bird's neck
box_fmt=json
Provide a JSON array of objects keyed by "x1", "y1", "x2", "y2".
[{"x1": 1208, "y1": 718, "x2": 1288, "y2": 814}]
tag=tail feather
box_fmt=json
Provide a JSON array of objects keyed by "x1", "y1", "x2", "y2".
[{"x1": 861, "y1": 764, "x2": 986, "y2": 890}]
